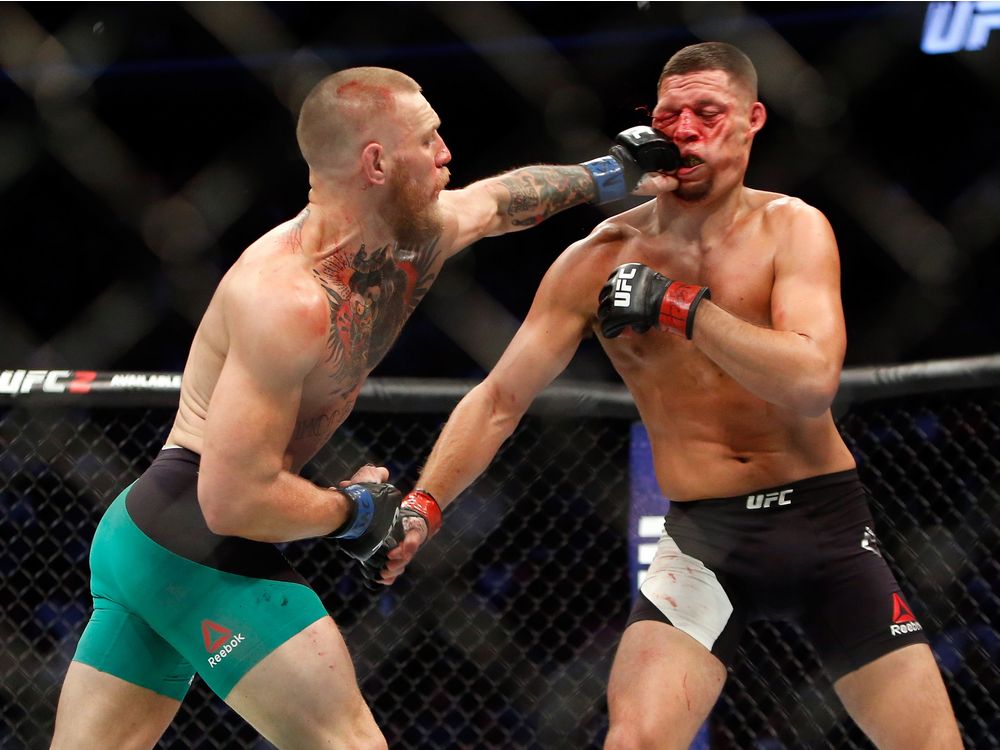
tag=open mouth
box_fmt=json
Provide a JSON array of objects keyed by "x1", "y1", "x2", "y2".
[{"x1": 681, "y1": 155, "x2": 704, "y2": 169}]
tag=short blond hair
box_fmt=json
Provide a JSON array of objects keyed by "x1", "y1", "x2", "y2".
[{"x1": 296, "y1": 67, "x2": 421, "y2": 174}]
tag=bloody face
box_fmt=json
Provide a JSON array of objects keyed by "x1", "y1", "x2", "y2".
[{"x1": 651, "y1": 69, "x2": 760, "y2": 203}]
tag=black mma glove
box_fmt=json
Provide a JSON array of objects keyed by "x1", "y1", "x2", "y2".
[
  {"x1": 354, "y1": 525, "x2": 405, "y2": 589},
  {"x1": 581, "y1": 126, "x2": 681, "y2": 204},
  {"x1": 357, "y1": 488, "x2": 443, "y2": 588},
  {"x1": 597, "y1": 262, "x2": 711, "y2": 340},
  {"x1": 332, "y1": 482, "x2": 404, "y2": 563}
]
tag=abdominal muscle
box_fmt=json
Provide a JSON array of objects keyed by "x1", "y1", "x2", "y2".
[{"x1": 621, "y1": 353, "x2": 855, "y2": 501}]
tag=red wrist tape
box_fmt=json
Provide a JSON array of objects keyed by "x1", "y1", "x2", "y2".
[
  {"x1": 658, "y1": 282, "x2": 712, "y2": 339},
  {"x1": 401, "y1": 489, "x2": 442, "y2": 537}
]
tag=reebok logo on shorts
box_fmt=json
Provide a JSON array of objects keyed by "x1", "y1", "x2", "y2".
[
  {"x1": 201, "y1": 619, "x2": 246, "y2": 668},
  {"x1": 889, "y1": 592, "x2": 923, "y2": 636}
]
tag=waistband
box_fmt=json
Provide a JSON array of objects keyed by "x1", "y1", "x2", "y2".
[
  {"x1": 669, "y1": 468, "x2": 864, "y2": 514},
  {"x1": 154, "y1": 445, "x2": 200, "y2": 466}
]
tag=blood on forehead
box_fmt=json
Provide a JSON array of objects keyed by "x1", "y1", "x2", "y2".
[{"x1": 336, "y1": 81, "x2": 396, "y2": 112}]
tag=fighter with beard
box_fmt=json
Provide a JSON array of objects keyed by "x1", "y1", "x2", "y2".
[
  {"x1": 376, "y1": 45, "x2": 963, "y2": 750},
  {"x1": 50, "y1": 66, "x2": 677, "y2": 750}
]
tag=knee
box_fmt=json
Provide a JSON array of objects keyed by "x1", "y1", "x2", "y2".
[
  {"x1": 283, "y1": 708, "x2": 386, "y2": 750},
  {"x1": 604, "y1": 723, "x2": 642, "y2": 750},
  {"x1": 302, "y1": 727, "x2": 385, "y2": 750},
  {"x1": 343, "y1": 735, "x2": 387, "y2": 750},
  {"x1": 605, "y1": 722, "x2": 673, "y2": 750},
  {"x1": 334, "y1": 712, "x2": 387, "y2": 750},
  {"x1": 607, "y1": 714, "x2": 706, "y2": 750}
]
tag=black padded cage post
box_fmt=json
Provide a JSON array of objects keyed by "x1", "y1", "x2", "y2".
[{"x1": 1, "y1": 355, "x2": 998, "y2": 749}]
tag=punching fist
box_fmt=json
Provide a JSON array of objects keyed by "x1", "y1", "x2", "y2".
[
  {"x1": 597, "y1": 262, "x2": 711, "y2": 340},
  {"x1": 333, "y1": 482, "x2": 404, "y2": 563},
  {"x1": 582, "y1": 126, "x2": 681, "y2": 204},
  {"x1": 611, "y1": 126, "x2": 682, "y2": 189}
]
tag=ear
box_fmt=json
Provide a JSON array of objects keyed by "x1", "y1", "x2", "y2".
[
  {"x1": 748, "y1": 101, "x2": 766, "y2": 136},
  {"x1": 361, "y1": 142, "x2": 387, "y2": 186}
]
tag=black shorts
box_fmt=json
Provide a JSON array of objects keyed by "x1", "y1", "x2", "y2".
[{"x1": 627, "y1": 469, "x2": 928, "y2": 681}]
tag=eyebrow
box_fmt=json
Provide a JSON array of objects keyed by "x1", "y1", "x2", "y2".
[
  {"x1": 659, "y1": 95, "x2": 726, "y2": 108},
  {"x1": 656, "y1": 101, "x2": 727, "y2": 119}
]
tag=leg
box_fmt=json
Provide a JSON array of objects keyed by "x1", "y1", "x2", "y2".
[
  {"x1": 604, "y1": 620, "x2": 726, "y2": 750},
  {"x1": 51, "y1": 591, "x2": 193, "y2": 750},
  {"x1": 50, "y1": 662, "x2": 181, "y2": 750},
  {"x1": 834, "y1": 644, "x2": 963, "y2": 750},
  {"x1": 224, "y1": 616, "x2": 386, "y2": 750}
]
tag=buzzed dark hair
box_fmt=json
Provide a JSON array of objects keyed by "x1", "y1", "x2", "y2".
[{"x1": 659, "y1": 42, "x2": 758, "y2": 100}]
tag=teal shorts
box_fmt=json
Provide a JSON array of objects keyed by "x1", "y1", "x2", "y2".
[{"x1": 73, "y1": 448, "x2": 328, "y2": 700}]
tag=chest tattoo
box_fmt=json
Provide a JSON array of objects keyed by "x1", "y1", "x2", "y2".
[{"x1": 313, "y1": 240, "x2": 440, "y2": 396}]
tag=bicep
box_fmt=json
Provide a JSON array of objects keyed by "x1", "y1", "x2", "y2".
[
  {"x1": 770, "y1": 208, "x2": 846, "y2": 358},
  {"x1": 199, "y1": 291, "x2": 323, "y2": 499},
  {"x1": 437, "y1": 185, "x2": 503, "y2": 257},
  {"x1": 202, "y1": 348, "x2": 301, "y2": 485}
]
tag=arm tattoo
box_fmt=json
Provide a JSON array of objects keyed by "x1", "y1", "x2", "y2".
[{"x1": 496, "y1": 166, "x2": 596, "y2": 227}]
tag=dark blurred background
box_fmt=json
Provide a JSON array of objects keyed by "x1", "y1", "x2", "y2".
[
  {"x1": 2, "y1": 6, "x2": 999, "y2": 748},
  {"x1": 1, "y1": 1, "x2": 998, "y2": 377}
]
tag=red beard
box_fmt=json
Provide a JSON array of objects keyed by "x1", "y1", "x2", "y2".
[{"x1": 385, "y1": 164, "x2": 446, "y2": 247}]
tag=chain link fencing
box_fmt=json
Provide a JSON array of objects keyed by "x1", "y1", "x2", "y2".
[{"x1": 1, "y1": 360, "x2": 998, "y2": 749}]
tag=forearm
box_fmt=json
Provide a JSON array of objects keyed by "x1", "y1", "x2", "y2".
[
  {"x1": 417, "y1": 382, "x2": 522, "y2": 508},
  {"x1": 200, "y1": 469, "x2": 352, "y2": 543},
  {"x1": 484, "y1": 165, "x2": 596, "y2": 231},
  {"x1": 692, "y1": 302, "x2": 840, "y2": 416}
]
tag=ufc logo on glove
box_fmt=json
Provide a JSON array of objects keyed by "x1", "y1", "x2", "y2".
[{"x1": 613, "y1": 266, "x2": 638, "y2": 307}]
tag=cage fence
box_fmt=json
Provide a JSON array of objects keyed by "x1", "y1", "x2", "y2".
[{"x1": 1, "y1": 357, "x2": 998, "y2": 749}]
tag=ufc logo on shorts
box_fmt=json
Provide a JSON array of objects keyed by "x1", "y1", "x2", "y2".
[
  {"x1": 613, "y1": 266, "x2": 638, "y2": 307},
  {"x1": 745, "y1": 489, "x2": 793, "y2": 510}
]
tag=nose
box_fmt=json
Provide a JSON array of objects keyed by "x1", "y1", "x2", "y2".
[
  {"x1": 436, "y1": 139, "x2": 452, "y2": 167},
  {"x1": 672, "y1": 109, "x2": 700, "y2": 144}
]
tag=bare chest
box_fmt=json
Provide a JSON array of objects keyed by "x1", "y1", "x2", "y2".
[
  {"x1": 634, "y1": 222, "x2": 778, "y2": 325},
  {"x1": 311, "y1": 241, "x2": 442, "y2": 396},
  {"x1": 598, "y1": 221, "x2": 780, "y2": 379},
  {"x1": 285, "y1": 241, "x2": 442, "y2": 462}
]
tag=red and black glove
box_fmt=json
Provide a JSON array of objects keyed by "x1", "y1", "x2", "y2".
[
  {"x1": 357, "y1": 489, "x2": 442, "y2": 588},
  {"x1": 597, "y1": 262, "x2": 711, "y2": 340}
]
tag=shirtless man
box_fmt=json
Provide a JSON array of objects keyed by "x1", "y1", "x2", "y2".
[
  {"x1": 49, "y1": 67, "x2": 676, "y2": 750},
  {"x1": 374, "y1": 44, "x2": 964, "y2": 749}
]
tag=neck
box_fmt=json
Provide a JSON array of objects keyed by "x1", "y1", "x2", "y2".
[
  {"x1": 654, "y1": 181, "x2": 748, "y2": 241},
  {"x1": 300, "y1": 183, "x2": 394, "y2": 263}
]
